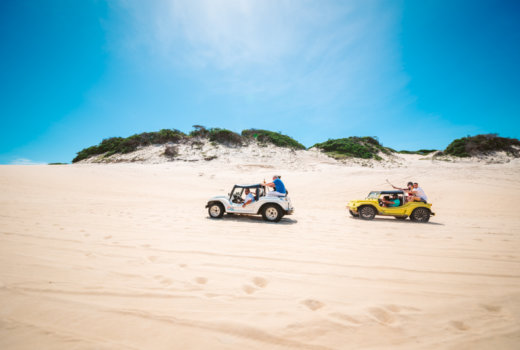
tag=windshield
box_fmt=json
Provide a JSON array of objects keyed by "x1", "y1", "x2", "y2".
[{"x1": 367, "y1": 191, "x2": 380, "y2": 199}]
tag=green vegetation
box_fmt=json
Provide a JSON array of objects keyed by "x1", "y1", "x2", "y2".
[
  {"x1": 190, "y1": 126, "x2": 242, "y2": 146},
  {"x1": 208, "y1": 128, "x2": 243, "y2": 146},
  {"x1": 73, "y1": 129, "x2": 186, "y2": 163},
  {"x1": 398, "y1": 149, "x2": 437, "y2": 155},
  {"x1": 73, "y1": 125, "x2": 519, "y2": 164},
  {"x1": 444, "y1": 134, "x2": 520, "y2": 157},
  {"x1": 242, "y1": 129, "x2": 306, "y2": 150},
  {"x1": 48, "y1": 162, "x2": 68, "y2": 165},
  {"x1": 73, "y1": 126, "x2": 307, "y2": 162},
  {"x1": 312, "y1": 137, "x2": 391, "y2": 160}
]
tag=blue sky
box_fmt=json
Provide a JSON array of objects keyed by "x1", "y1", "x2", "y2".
[{"x1": 1, "y1": 0, "x2": 519, "y2": 164}]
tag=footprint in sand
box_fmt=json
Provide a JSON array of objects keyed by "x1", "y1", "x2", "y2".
[
  {"x1": 450, "y1": 320, "x2": 470, "y2": 331},
  {"x1": 368, "y1": 307, "x2": 396, "y2": 325},
  {"x1": 104, "y1": 235, "x2": 112, "y2": 240},
  {"x1": 480, "y1": 304, "x2": 501, "y2": 313},
  {"x1": 252, "y1": 277, "x2": 268, "y2": 288},
  {"x1": 301, "y1": 299, "x2": 324, "y2": 311},
  {"x1": 141, "y1": 244, "x2": 151, "y2": 248},
  {"x1": 148, "y1": 256, "x2": 158, "y2": 262},
  {"x1": 195, "y1": 277, "x2": 207, "y2": 284},
  {"x1": 179, "y1": 264, "x2": 187, "y2": 268},
  {"x1": 243, "y1": 285, "x2": 256, "y2": 294}
]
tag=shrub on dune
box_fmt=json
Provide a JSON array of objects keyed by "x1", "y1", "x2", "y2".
[
  {"x1": 312, "y1": 137, "x2": 392, "y2": 160},
  {"x1": 241, "y1": 129, "x2": 306, "y2": 150},
  {"x1": 72, "y1": 129, "x2": 186, "y2": 163},
  {"x1": 444, "y1": 134, "x2": 520, "y2": 157},
  {"x1": 208, "y1": 128, "x2": 243, "y2": 146}
]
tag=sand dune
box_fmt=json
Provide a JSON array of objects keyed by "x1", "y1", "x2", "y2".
[{"x1": 1, "y1": 157, "x2": 519, "y2": 349}]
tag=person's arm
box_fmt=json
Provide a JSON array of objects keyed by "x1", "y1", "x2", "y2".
[
  {"x1": 264, "y1": 181, "x2": 275, "y2": 188},
  {"x1": 242, "y1": 194, "x2": 253, "y2": 207}
]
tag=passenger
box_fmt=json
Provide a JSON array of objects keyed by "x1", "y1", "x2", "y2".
[
  {"x1": 381, "y1": 193, "x2": 400, "y2": 207},
  {"x1": 264, "y1": 175, "x2": 287, "y2": 197},
  {"x1": 410, "y1": 182, "x2": 428, "y2": 203},
  {"x1": 392, "y1": 181, "x2": 414, "y2": 202},
  {"x1": 242, "y1": 188, "x2": 255, "y2": 208}
]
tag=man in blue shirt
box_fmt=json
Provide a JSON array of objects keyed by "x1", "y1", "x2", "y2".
[{"x1": 265, "y1": 175, "x2": 287, "y2": 197}]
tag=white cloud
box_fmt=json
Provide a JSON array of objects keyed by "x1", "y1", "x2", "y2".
[
  {"x1": 114, "y1": 0, "x2": 408, "y2": 115},
  {"x1": 10, "y1": 158, "x2": 46, "y2": 165}
]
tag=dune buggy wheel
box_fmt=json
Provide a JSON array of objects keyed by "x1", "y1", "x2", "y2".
[
  {"x1": 262, "y1": 204, "x2": 283, "y2": 222},
  {"x1": 208, "y1": 203, "x2": 224, "y2": 218},
  {"x1": 359, "y1": 206, "x2": 376, "y2": 220},
  {"x1": 349, "y1": 210, "x2": 359, "y2": 218},
  {"x1": 410, "y1": 208, "x2": 430, "y2": 223}
]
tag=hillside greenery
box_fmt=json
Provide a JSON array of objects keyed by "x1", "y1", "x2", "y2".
[
  {"x1": 444, "y1": 134, "x2": 520, "y2": 157},
  {"x1": 72, "y1": 127, "x2": 520, "y2": 163},
  {"x1": 73, "y1": 126, "x2": 307, "y2": 162},
  {"x1": 312, "y1": 137, "x2": 391, "y2": 160},
  {"x1": 242, "y1": 129, "x2": 306, "y2": 150},
  {"x1": 398, "y1": 149, "x2": 438, "y2": 155},
  {"x1": 72, "y1": 129, "x2": 186, "y2": 163}
]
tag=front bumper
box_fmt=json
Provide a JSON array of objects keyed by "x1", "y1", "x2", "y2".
[
  {"x1": 347, "y1": 205, "x2": 358, "y2": 213},
  {"x1": 286, "y1": 208, "x2": 294, "y2": 215}
]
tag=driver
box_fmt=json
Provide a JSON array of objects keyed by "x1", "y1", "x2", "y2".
[
  {"x1": 381, "y1": 193, "x2": 400, "y2": 207},
  {"x1": 242, "y1": 188, "x2": 255, "y2": 208}
]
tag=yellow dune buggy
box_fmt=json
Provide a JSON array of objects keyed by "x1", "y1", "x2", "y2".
[{"x1": 347, "y1": 190, "x2": 435, "y2": 222}]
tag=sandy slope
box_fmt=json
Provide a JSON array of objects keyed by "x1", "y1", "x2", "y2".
[{"x1": 1, "y1": 157, "x2": 519, "y2": 349}]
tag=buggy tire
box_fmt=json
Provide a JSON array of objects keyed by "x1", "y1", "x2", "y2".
[
  {"x1": 349, "y1": 210, "x2": 359, "y2": 218},
  {"x1": 359, "y1": 206, "x2": 376, "y2": 220},
  {"x1": 208, "y1": 202, "x2": 225, "y2": 218},
  {"x1": 262, "y1": 204, "x2": 283, "y2": 222},
  {"x1": 410, "y1": 207, "x2": 430, "y2": 223}
]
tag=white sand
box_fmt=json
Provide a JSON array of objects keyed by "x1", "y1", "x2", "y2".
[{"x1": 1, "y1": 156, "x2": 519, "y2": 349}]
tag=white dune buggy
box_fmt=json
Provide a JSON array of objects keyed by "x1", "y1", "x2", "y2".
[{"x1": 206, "y1": 184, "x2": 294, "y2": 222}]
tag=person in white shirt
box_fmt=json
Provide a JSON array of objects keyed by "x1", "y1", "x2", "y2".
[
  {"x1": 242, "y1": 188, "x2": 255, "y2": 208},
  {"x1": 410, "y1": 182, "x2": 428, "y2": 202}
]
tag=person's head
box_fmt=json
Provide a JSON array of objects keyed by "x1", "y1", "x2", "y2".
[
  {"x1": 245, "y1": 188, "x2": 250, "y2": 194},
  {"x1": 407, "y1": 181, "x2": 413, "y2": 188},
  {"x1": 392, "y1": 194, "x2": 398, "y2": 199},
  {"x1": 273, "y1": 175, "x2": 281, "y2": 180},
  {"x1": 413, "y1": 182, "x2": 418, "y2": 188}
]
